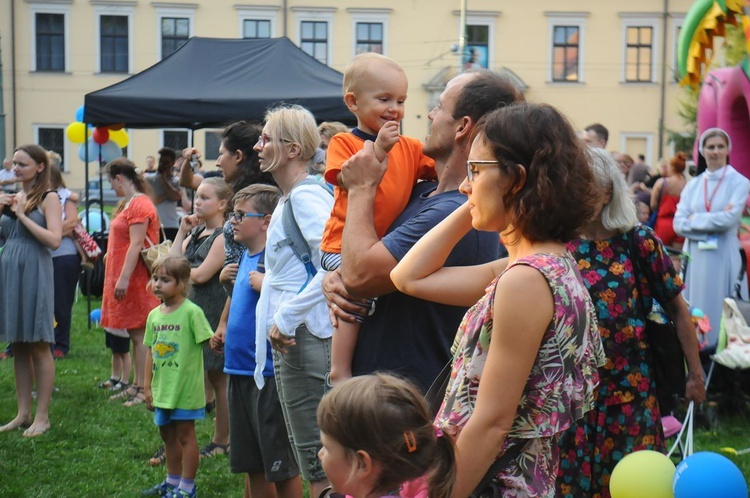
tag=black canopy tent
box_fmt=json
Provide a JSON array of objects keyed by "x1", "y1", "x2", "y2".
[
  {"x1": 83, "y1": 36, "x2": 352, "y2": 128},
  {"x1": 80, "y1": 37, "x2": 352, "y2": 325}
]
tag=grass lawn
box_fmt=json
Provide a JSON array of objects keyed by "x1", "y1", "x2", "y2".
[
  {"x1": 1, "y1": 293, "x2": 749, "y2": 496},
  {"x1": 0, "y1": 294, "x2": 245, "y2": 498}
]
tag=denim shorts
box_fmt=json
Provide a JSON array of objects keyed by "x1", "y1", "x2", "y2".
[{"x1": 154, "y1": 407, "x2": 206, "y2": 426}]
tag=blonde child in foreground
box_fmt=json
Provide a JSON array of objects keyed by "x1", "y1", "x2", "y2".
[
  {"x1": 322, "y1": 53, "x2": 435, "y2": 386},
  {"x1": 142, "y1": 256, "x2": 214, "y2": 498},
  {"x1": 317, "y1": 374, "x2": 455, "y2": 498}
]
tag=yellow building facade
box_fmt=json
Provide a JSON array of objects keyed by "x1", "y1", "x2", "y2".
[{"x1": 1, "y1": 0, "x2": 696, "y2": 190}]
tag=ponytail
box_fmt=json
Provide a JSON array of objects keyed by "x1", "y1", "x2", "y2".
[{"x1": 426, "y1": 431, "x2": 457, "y2": 498}]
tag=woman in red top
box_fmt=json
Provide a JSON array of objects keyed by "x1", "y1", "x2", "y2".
[
  {"x1": 101, "y1": 158, "x2": 160, "y2": 406},
  {"x1": 651, "y1": 152, "x2": 687, "y2": 249}
]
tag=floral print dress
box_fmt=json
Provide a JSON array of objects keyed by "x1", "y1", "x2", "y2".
[
  {"x1": 435, "y1": 253, "x2": 605, "y2": 498},
  {"x1": 556, "y1": 226, "x2": 684, "y2": 498}
]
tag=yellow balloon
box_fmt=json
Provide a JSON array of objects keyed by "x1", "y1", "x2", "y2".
[
  {"x1": 66, "y1": 122, "x2": 88, "y2": 144},
  {"x1": 109, "y1": 129, "x2": 130, "y2": 148},
  {"x1": 610, "y1": 450, "x2": 675, "y2": 498}
]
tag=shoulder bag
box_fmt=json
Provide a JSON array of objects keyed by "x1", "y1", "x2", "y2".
[
  {"x1": 140, "y1": 224, "x2": 172, "y2": 274},
  {"x1": 627, "y1": 227, "x2": 686, "y2": 415}
]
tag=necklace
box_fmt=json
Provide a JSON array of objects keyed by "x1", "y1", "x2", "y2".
[{"x1": 703, "y1": 166, "x2": 728, "y2": 212}]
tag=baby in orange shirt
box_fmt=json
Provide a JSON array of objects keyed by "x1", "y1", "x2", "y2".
[{"x1": 321, "y1": 53, "x2": 435, "y2": 386}]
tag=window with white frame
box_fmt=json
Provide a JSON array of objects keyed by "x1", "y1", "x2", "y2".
[
  {"x1": 100, "y1": 15, "x2": 129, "y2": 73},
  {"x1": 464, "y1": 25, "x2": 490, "y2": 69},
  {"x1": 620, "y1": 15, "x2": 659, "y2": 83},
  {"x1": 161, "y1": 18, "x2": 190, "y2": 59},
  {"x1": 301, "y1": 21, "x2": 329, "y2": 64},
  {"x1": 625, "y1": 27, "x2": 653, "y2": 82},
  {"x1": 163, "y1": 130, "x2": 190, "y2": 153},
  {"x1": 547, "y1": 13, "x2": 587, "y2": 83},
  {"x1": 35, "y1": 126, "x2": 66, "y2": 171},
  {"x1": 244, "y1": 20, "x2": 272, "y2": 39},
  {"x1": 552, "y1": 26, "x2": 580, "y2": 81},
  {"x1": 237, "y1": 7, "x2": 277, "y2": 39},
  {"x1": 453, "y1": 12, "x2": 498, "y2": 71},
  {"x1": 349, "y1": 9, "x2": 390, "y2": 57},
  {"x1": 294, "y1": 8, "x2": 335, "y2": 65},
  {"x1": 355, "y1": 23, "x2": 383, "y2": 54},
  {"x1": 156, "y1": 7, "x2": 194, "y2": 60},
  {"x1": 30, "y1": 3, "x2": 70, "y2": 73}
]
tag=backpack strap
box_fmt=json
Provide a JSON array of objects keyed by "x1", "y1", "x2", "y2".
[{"x1": 276, "y1": 177, "x2": 333, "y2": 293}]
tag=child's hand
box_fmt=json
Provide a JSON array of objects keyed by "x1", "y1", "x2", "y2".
[
  {"x1": 249, "y1": 271, "x2": 264, "y2": 292},
  {"x1": 144, "y1": 387, "x2": 154, "y2": 411},
  {"x1": 211, "y1": 326, "x2": 225, "y2": 353},
  {"x1": 220, "y1": 263, "x2": 239, "y2": 285},
  {"x1": 179, "y1": 214, "x2": 199, "y2": 233},
  {"x1": 374, "y1": 121, "x2": 400, "y2": 161}
]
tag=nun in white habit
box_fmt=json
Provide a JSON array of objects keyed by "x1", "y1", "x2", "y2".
[{"x1": 674, "y1": 127, "x2": 750, "y2": 347}]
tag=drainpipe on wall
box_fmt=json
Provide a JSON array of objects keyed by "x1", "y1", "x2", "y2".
[
  {"x1": 0, "y1": 32, "x2": 6, "y2": 160},
  {"x1": 283, "y1": 0, "x2": 287, "y2": 38},
  {"x1": 458, "y1": 0, "x2": 467, "y2": 71},
  {"x1": 658, "y1": 0, "x2": 669, "y2": 158},
  {"x1": 10, "y1": 0, "x2": 16, "y2": 151}
]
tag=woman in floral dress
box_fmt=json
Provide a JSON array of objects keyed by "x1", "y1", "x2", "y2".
[
  {"x1": 556, "y1": 147, "x2": 705, "y2": 498},
  {"x1": 392, "y1": 103, "x2": 606, "y2": 497}
]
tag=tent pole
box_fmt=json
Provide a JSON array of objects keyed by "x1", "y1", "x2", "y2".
[
  {"x1": 84, "y1": 124, "x2": 92, "y2": 329},
  {"x1": 190, "y1": 129, "x2": 195, "y2": 213}
]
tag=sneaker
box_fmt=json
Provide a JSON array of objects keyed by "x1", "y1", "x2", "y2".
[
  {"x1": 141, "y1": 480, "x2": 176, "y2": 497},
  {"x1": 52, "y1": 349, "x2": 66, "y2": 359},
  {"x1": 199, "y1": 441, "x2": 229, "y2": 458},
  {"x1": 167, "y1": 487, "x2": 197, "y2": 498}
]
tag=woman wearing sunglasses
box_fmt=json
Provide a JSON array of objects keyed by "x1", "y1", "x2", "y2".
[{"x1": 391, "y1": 103, "x2": 605, "y2": 497}]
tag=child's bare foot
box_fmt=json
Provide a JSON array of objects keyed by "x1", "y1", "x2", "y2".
[
  {"x1": 0, "y1": 417, "x2": 32, "y2": 432},
  {"x1": 22, "y1": 422, "x2": 51, "y2": 438}
]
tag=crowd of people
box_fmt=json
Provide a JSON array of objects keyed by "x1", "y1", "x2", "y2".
[{"x1": 1, "y1": 56, "x2": 748, "y2": 498}]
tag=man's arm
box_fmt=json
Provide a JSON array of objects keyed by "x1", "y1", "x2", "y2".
[{"x1": 339, "y1": 141, "x2": 399, "y2": 298}]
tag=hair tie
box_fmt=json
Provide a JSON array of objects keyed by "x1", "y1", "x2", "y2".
[
  {"x1": 403, "y1": 431, "x2": 417, "y2": 453},
  {"x1": 434, "y1": 426, "x2": 444, "y2": 439}
]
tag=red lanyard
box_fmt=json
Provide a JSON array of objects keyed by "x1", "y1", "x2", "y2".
[{"x1": 703, "y1": 166, "x2": 728, "y2": 212}]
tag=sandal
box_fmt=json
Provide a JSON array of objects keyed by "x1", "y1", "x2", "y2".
[
  {"x1": 148, "y1": 445, "x2": 166, "y2": 466},
  {"x1": 109, "y1": 383, "x2": 135, "y2": 400},
  {"x1": 199, "y1": 441, "x2": 229, "y2": 458},
  {"x1": 98, "y1": 377, "x2": 120, "y2": 389},
  {"x1": 123, "y1": 387, "x2": 146, "y2": 407}
]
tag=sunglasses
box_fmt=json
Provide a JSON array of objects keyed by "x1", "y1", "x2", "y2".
[
  {"x1": 229, "y1": 211, "x2": 266, "y2": 223},
  {"x1": 466, "y1": 160, "x2": 500, "y2": 182}
]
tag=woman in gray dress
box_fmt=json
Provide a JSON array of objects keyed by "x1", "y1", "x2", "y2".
[
  {"x1": 674, "y1": 128, "x2": 750, "y2": 346},
  {"x1": 0, "y1": 144, "x2": 62, "y2": 437}
]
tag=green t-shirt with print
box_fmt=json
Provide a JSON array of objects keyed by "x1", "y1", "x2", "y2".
[{"x1": 144, "y1": 299, "x2": 214, "y2": 410}]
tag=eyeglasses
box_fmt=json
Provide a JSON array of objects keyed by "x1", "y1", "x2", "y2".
[
  {"x1": 256, "y1": 134, "x2": 292, "y2": 148},
  {"x1": 229, "y1": 211, "x2": 266, "y2": 223},
  {"x1": 466, "y1": 160, "x2": 500, "y2": 182}
]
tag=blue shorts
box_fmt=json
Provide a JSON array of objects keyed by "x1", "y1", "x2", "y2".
[{"x1": 154, "y1": 407, "x2": 206, "y2": 426}]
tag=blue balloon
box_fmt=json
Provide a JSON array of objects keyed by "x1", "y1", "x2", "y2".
[
  {"x1": 75, "y1": 105, "x2": 85, "y2": 123},
  {"x1": 100, "y1": 140, "x2": 123, "y2": 163},
  {"x1": 90, "y1": 308, "x2": 102, "y2": 323},
  {"x1": 673, "y1": 451, "x2": 748, "y2": 498},
  {"x1": 78, "y1": 141, "x2": 101, "y2": 163}
]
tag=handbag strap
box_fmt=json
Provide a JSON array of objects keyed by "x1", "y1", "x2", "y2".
[
  {"x1": 735, "y1": 248, "x2": 747, "y2": 299},
  {"x1": 626, "y1": 227, "x2": 652, "y2": 314},
  {"x1": 469, "y1": 442, "x2": 524, "y2": 498}
]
